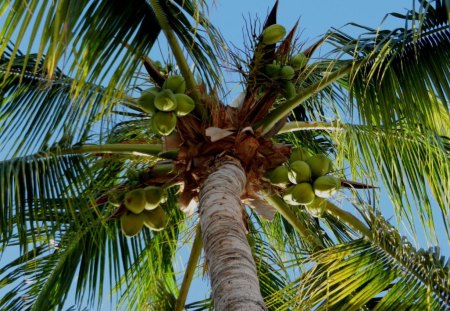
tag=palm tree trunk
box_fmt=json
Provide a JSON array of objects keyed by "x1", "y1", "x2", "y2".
[{"x1": 199, "y1": 160, "x2": 267, "y2": 311}]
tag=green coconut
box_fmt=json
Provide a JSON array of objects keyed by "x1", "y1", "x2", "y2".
[
  {"x1": 151, "y1": 111, "x2": 177, "y2": 136},
  {"x1": 262, "y1": 24, "x2": 286, "y2": 45},
  {"x1": 264, "y1": 63, "x2": 281, "y2": 78},
  {"x1": 290, "y1": 147, "x2": 312, "y2": 162},
  {"x1": 108, "y1": 191, "x2": 122, "y2": 207},
  {"x1": 305, "y1": 197, "x2": 327, "y2": 217},
  {"x1": 121, "y1": 212, "x2": 144, "y2": 237},
  {"x1": 174, "y1": 93, "x2": 195, "y2": 116},
  {"x1": 124, "y1": 188, "x2": 146, "y2": 214},
  {"x1": 163, "y1": 75, "x2": 186, "y2": 94},
  {"x1": 142, "y1": 206, "x2": 166, "y2": 231},
  {"x1": 305, "y1": 154, "x2": 332, "y2": 177},
  {"x1": 137, "y1": 87, "x2": 159, "y2": 114},
  {"x1": 266, "y1": 165, "x2": 290, "y2": 187},
  {"x1": 288, "y1": 161, "x2": 312, "y2": 184},
  {"x1": 313, "y1": 175, "x2": 341, "y2": 198},
  {"x1": 282, "y1": 185, "x2": 303, "y2": 206},
  {"x1": 290, "y1": 53, "x2": 307, "y2": 69},
  {"x1": 283, "y1": 81, "x2": 296, "y2": 99},
  {"x1": 291, "y1": 183, "x2": 316, "y2": 205},
  {"x1": 144, "y1": 186, "x2": 163, "y2": 210},
  {"x1": 280, "y1": 65, "x2": 295, "y2": 80},
  {"x1": 154, "y1": 89, "x2": 178, "y2": 112},
  {"x1": 154, "y1": 60, "x2": 163, "y2": 71}
]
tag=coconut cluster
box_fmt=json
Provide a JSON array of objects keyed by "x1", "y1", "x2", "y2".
[
  {"x1": 260, "y1": 24, "x2": 309, "y2": 100},
  {"x1": 266, "y1": 147, "x2": 340, "y2": 217},
  {"x1": 110, "y1": 186, "x2": 168, "y2": 237},
  {"x1": 137, "y1": 75, "x2": 195, "y2": 136}
]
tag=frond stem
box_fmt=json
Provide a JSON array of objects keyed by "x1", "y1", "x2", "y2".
[
  {"x1": 149, "y1": 0, "x2": 201, "y2": 105},
  {"x1": 278, "y1": 120, "x2": 343, "y2": 134},
  {"x1": 324, "y1": 202, "x2": 372, "y2": 238},
  {"x1": 56, "y1": 143, "x2": 166, "y2": 158},
  {"x1": 175, "y1": 224, "x2": 202, "y2": 311},
  {"x1": 259, "y1": 61, "x2": 362, "y2": 136},
  {"x1": 263, "y1": 192, "x2": 323, "y2": 250}
]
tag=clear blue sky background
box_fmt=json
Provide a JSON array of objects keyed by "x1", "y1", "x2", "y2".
[{"x1": 1, "y1": 0, "x2": 448, "y2": 309}]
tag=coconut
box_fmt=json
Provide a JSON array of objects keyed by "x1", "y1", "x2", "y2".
[
  {"x1": 305, "y1": 154, "x2": 332, "y2": 177},
  {"x1": 313, "y1": 175, "x2": 340, "y2": 198},
  {"x1": 290, "y1": 53, "x2": 307, "y2": 69},
  {"x1": 291, "y1": 183, "x2": 315, "y2": 205},
  {"x1": 290, "y1": 147, "x2": 312, "y2": 162},
  {"x1": 283, "y1": 81, "x2": 296, "y2": 99},
  {"x1": 163, "y1": 75, "x2": 186, "y2": 94},
  {"x1": 174, "y1": 93, "x2": 195, "y2": 116},
  {"x1": 266, "y1": 165, "x2": 290, "y2": 187},
  {"x1": 305, "y1": 197, "x2": 327, "y2": 217},
  {"x1": 137, "y1": 87, "x2": 160, "y2": 114},
  {"x1": 108, "y1": 191, "x2": 122, "y2": 207},
  {"x1": 280, "y1": 65, "x2": 295, "y2": 80},
  {"x1": 154, "y1": 89, "x2": 178, "y2": 112},
  {"x1": 282, "y1": 185, "x2": 303, "y2": 206},
  {"x1": 144, "y1": 186, "x2": 163, "y2": 210},
  {"x1": 121, "y1": 212, "x2": 144, "y2": 237},
  {"x1": 142, "y1": 206, "x2": 166, "y2": 231},
  {"x1": 124, "y1": 188, "x2": 146, "y2": 214},
  {"x1": 151, "y1": 111, "x2": 177, "y2": 136},
  {"x1": 264, "y1": 63, "x2": 281, "y2": 78},
  {"x1": 288, "y1": 161, "x2": 312, "y2": 184},
  {"x1": 262, "y1": 24, "x2": 286, "y2": 45}
]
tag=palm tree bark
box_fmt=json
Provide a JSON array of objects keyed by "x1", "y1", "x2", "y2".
[{"x1": 199, "y1": 160, "x2": 267, "y2": 310}]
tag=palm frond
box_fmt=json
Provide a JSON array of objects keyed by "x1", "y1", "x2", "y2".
[
  {"x1": 0, "y1": 151, "x2": 94, "y2": 250},
  {"x1": 328, "y1": 0, "x2": 449, "y2": 131},
  {"x1": 285, "y1": 232, "x2": 449, "y2": 310},
  {"x1": 0, "y1": 0, "x2": 225, "y2": 101},
  {"x1": 335, "y1": 122, "x2": 449, "y2": 242},
  {"x1": 0, "y1": 188, "x2": 185, "y2": 310},
  {"x1": 0, "y1": 47, "x2": 115, "y2": 157}
]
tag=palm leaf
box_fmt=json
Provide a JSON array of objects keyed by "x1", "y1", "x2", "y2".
[
  {"x1": 0, "y1": 188, "x2": 184, "y2": 310},
  {"x1": 0, "y1": 0, "x2": 225, "y2": 102},
  {"x1": 0, "y1": 47, "x2": 115, "y2": 157},
  {"x1": 335, "y1": 122, "x2": 449, "y2": 242},
  {"x1": 328, "y1": 0, "x2": 449, "y2": 131}
]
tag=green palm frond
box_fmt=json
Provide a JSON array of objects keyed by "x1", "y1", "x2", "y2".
[
  {"x1": 0, "y1": 152, "x2": 94, "y2": 249},
  {"x1": 0, "y1": 46, "x2": 116, "y2": 157},
  {"x1": 335, "y1": 122, "x2": 449, "y2": 241},
  {"x1": 0, "y1": 0, "x2": 225, "y2": 101},
  {"x1": 0, "y1": 141, "x2": 166, "y2": 252},
  {"x1": 292, "y1": 200, "x2": 450, "y2": 310},
  {"x1": 0, "y1": 189, "x2": 184, "y2": 310},
  {"x1": 328, "y1": 0, "x2": 449, "y2": 130},
  {"x1": 292, "y1": 232, "x2": 449, "y2": 310}
]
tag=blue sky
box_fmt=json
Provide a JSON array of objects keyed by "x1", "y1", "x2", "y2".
[{"x1": 1, "y1": 0, "x2": 448, "y2": 309}]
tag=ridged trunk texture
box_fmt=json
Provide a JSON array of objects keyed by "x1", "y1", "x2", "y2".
[{"x1": 199, "y1": 161, "x2": 267, "y2": 311}]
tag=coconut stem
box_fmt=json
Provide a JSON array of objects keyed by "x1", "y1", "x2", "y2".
[
  {"x1": 263, "y1": 192, "x2": 323, "y2": 250},
  {"x1": 175, "y1": 225, "x2": 202, "y2": 311},
  {"x1": 324, "y1": 201, "x2": 372, "y2": 238},
  {"x1": 149, "y1": 0, "x2": 201, "y2": 105}
]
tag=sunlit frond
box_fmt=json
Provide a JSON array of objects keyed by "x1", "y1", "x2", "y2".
[
  {"x1": 335, "y1": 122, "x2": 450, "y2": 242},
  {"x1": 0, "y1": 0, "x2": 225, "y2": 102},
  {"x1": 0, "y1": 46, "x2": 115, "y2": 157},
  {"x1": 328, "y1": 0, "x2": 449, "y2": 131}
]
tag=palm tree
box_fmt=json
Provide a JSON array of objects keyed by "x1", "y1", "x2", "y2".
[{"x1": 0, "y1": 0, "x2": 449, "y2": 310}]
